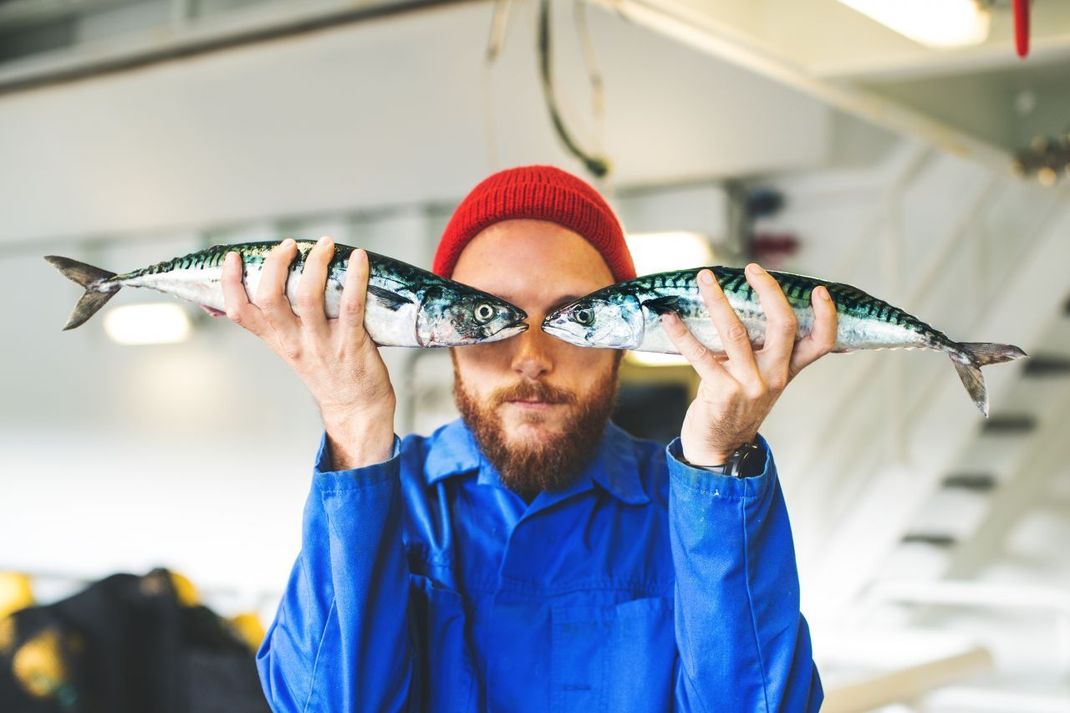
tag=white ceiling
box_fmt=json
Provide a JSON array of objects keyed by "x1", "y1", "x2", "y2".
[
  {"x1": 0, "y1": 0, "x2": 894, "y2": 244},
  {"x1": 611, "y1": 0, "x2": 1070, "y2": 154}
]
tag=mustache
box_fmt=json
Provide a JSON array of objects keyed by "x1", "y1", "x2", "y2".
[{"x1": 491, "y1": 380, "x2": 577, "y2": 408}]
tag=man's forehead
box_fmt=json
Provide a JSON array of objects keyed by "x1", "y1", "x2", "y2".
[{"x1": 451, "y1": 219, "x2": 615, "y2": 289}]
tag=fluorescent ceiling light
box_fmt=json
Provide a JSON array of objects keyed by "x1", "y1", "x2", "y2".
[
  {"x1": 104, "y1": 303, "x2": 191, "y2": 345},
  {"x1": 627, "y1": 351, "x2": 694, "y2": 368},
  {"x1": 838, "y1": 0, "x2": 991, "y2": 48},
  {"x1": 624, "y1": 232, "x2": 715, "y2": 367},
  {"x1": 625, "y1": 231, "x2": 714, "y2": 276}
]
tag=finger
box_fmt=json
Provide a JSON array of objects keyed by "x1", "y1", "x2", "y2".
[
  {"x1": 660, "y1": 311, "x2": 735, "y2": 387},
  {"x1": 338, "y1": 248, "x2": 372, "y2": 349},
  {"x1": 255, "y1": 238, "x2": 300, "y2": 317},
  {"x1": 221, "y1": 251, "x2": 267, "y2": 335},
  {"x1": 746, "y1": 263, "x2": 798, "y2": 390},
  {"x1": 255, "y1": 239, "x2": 297, "y2": 307},
  {"x1": 294, "y1": 235, "x2": 333, "y2": 341},
  {"x1": 789, "y1": 285, "x2": 838, "y2": 377},
  {"x1": 697, "y1": 268, "x2": 759, "y2": 379},
  {"x1": 253, "y1": 239, "x2": 304, "y2": 352}
]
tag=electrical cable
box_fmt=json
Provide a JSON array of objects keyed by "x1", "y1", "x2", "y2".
[
  {"x1": 573, "y1": 0, "x2": 605, "y2": 156},
  {"x1": 483, "y1": 0, "x2": 514, "y2": 171},
  {"x1": 538, "y1": 0, "x2": 611, "y2": 178}
]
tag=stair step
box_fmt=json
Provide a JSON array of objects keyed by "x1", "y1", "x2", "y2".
[
  {"x1": 942, "y1": 473, "x2": 997, "y2": 492},
  {"x1": 901, "y1": 533, "x2": 957, "y2": 547},
  {"x1": 1021, "y1": 354, "x2": 1070, "y2": 377},
  {"x1": 981, "y1": 415, "x2": 1036, "y2": 435}
]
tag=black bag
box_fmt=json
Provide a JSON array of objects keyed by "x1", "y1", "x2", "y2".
[{"x1": 0, "y1": 568, "x2": 269, "y2": 713}]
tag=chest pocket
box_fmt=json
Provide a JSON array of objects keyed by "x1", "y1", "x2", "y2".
[
  {"x1": 551, "y1": 597, "x2": 675, "y2": 713},
  {"x1": 408, "y1": 574, "x2": 477, "y2": 713}
]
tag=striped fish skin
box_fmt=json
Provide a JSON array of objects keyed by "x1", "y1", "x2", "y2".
[
  {"x1": 45, "y1": 240, "x2": 529, "y2": 348},
  {"x1": 542, "y1": 266, "x2": 1026, "y2": 415}
]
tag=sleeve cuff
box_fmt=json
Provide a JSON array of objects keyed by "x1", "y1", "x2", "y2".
[
  {"x1": 665, "y1": 434, "x2": 775, "y2": 500},
  {"x1": 312, "y1": 431, "x2": 402, "y2": 488}
]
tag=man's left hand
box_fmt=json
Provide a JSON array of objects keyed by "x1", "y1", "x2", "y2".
[{"x1": 661, "y1": 263, "x2": 838, "y2": 467}]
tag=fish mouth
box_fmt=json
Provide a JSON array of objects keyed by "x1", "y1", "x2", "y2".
[
  {"x1": 486, "y1": 318, "x2": 529, "y2": 342},
  {"x1": 539, "y1": 319, "x2": 580, "y2": 344},
  {"x1": 540, "y1": 317, "x2": 565, "y2": 333}
]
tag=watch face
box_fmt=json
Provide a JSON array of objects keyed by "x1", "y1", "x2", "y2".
[{"x1": 731, "y1": 442, "x2": 763, "y2": 478}]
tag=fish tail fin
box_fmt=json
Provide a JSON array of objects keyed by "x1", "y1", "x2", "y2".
[
  {"x1": 44, "y1": 255, "x2": 120, "y2": 330},
  {"x1": 958, "y1": 341, "x2": 1028, "y2": 367},
  {"x1": 949, "y1": 342, "x2": 1028, "y2": 417}
]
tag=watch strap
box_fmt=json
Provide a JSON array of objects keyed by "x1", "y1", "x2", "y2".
[{"x1": 682, "y1": 440, "x2": 763, "y2": 478}]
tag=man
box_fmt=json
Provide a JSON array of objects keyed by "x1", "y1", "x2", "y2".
[{"x1": 223, "y1": 165, "x2": 837, "y2": 712}]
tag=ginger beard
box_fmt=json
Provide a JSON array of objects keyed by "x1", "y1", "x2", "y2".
[{"x1": 452, "y1": 354, "x2": 621, "y2": 499}]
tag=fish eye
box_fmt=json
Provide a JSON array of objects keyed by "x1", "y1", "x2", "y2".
[
  {"x1": 574, "y1": 307, "x2": 594, "y2": 326},
  {"x1": 474, "y1": 302, "x2": 495, "y2": 324}
]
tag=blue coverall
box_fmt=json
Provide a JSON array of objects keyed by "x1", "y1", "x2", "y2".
[{"x1": 256, "y1": 418, "x2": 823, "y2": 712}]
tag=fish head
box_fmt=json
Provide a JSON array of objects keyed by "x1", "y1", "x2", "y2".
[
  {"x1": 541, "y1": 294, "x2": 643, "y2": 349},
  {"x1": 417, "y1": 287, "x2": 529, "y2": 346}
]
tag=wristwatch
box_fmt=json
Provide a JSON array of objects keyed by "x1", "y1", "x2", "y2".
[{"x1": 683, "y1": 440, "x2": 764, "y2": 478}]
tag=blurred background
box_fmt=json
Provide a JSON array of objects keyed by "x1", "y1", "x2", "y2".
[{"x1": 1, "y1": 0, "x2": 1069, "y2": 710}]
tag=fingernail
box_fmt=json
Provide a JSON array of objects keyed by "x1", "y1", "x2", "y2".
[
  {"x1": 283, "y1": 238, "x2": 295, "y2": 248},
  {"x1": 746, "y1": 263, "x2": 764, "y2": 275},
  {"x1": 819, "y1": 287, "x2": 831, "y2": 301},
  {"x1": 699, "y1": 270, "x2": 713, "y2": 285}
]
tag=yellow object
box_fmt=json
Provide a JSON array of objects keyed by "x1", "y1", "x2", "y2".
[
  {"x1": 12, "y1": 629, "x2": 67, "y2": 699},
  {"x1": 0, "y1": 572, "x2": 34, "y2": 619},
  {"x1": 229, "y1": 612, "x2": 266, "y2": 650},
  {"x1": 168, "y1": 571, "x2": 200, "y2": 607},
  {"x1": 0, "y1": 616, "x2": 15, "y2": 655}
]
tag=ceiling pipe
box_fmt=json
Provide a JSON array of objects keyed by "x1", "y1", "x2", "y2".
[{"x1": 0, "y1": 0, "x2": 474, "y2": 97}]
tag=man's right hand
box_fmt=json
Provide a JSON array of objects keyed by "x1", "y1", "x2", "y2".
[{"x1": 221, "y1": 236, "x2": 396, "y2": 469}]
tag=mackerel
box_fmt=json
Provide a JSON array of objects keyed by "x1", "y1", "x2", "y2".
[
  {"x1": 46, "y1": 240, "x2": 529, "y2": 347},
  {"x1": 542, "y1": 266, "x2": 1026, "y2": 415}
]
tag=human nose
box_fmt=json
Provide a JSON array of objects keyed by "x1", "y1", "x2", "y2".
[{"x1": 510, "y1": 319, "x2": 555, "y2": 379}]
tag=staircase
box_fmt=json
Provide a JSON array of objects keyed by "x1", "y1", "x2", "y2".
[{"x1": 755, "y1": 140, "x2": 1070, "y2": 710}]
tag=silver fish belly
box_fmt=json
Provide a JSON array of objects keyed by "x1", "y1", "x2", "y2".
[
  {"x1": 542, "y1": 266, "x2": 1026, "y2": 415},
  {"x1": 46, "y1": 240, "x2": 529, "y2": 348}
]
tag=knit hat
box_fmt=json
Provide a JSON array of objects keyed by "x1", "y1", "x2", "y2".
[{"x1": 432, "y1": 165, "x2": 636, "y2": 282}]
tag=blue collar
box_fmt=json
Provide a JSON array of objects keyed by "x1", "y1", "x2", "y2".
[{"x1": 424, "y1": 418, "x2": 650, "y2": 506}]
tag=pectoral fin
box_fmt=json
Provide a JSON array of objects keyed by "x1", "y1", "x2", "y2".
[
  {"x1": 367, "y1": 284, "x2": 414, "y2": 312},
  {"x1": 641, "y1": 296, "x2": 685, "y2": 317}
]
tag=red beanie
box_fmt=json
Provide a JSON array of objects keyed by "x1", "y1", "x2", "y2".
[{"x1": 433, "y1": 165, "x2": 636, "y2": 282}]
